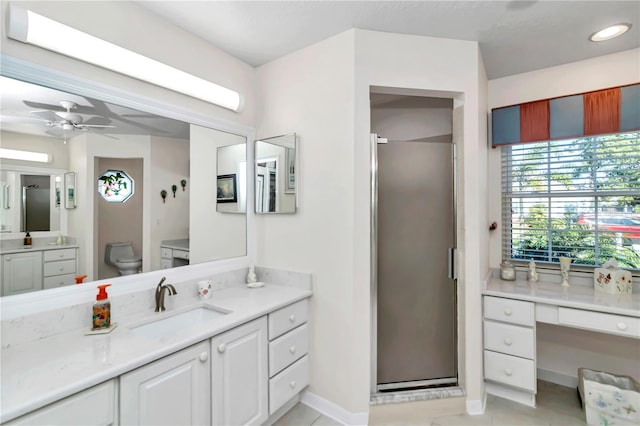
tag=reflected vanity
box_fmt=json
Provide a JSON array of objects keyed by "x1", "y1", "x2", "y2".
[{"x1": 255, "y1": 134, "x2": 297, "y2": 214}]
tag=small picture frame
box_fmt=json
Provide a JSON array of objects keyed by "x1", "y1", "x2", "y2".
[
  {"x1": 217, "y1": 174, "x2": 237, "y2": 203},
  {"x1": 64, "y1": 172, "x2": 76, "y2": 209},
  {"x1": 285, "y1": 147, "x2": 296, "y2": 193}
]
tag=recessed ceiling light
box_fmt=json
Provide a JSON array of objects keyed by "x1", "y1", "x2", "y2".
[{"x1": 589, "y1": 23, "x2": 631, "y2": 42}]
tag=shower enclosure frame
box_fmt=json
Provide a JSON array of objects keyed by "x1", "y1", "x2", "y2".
[{"x1": 369, "y1": 131, "x2": 460, "y2": 396}]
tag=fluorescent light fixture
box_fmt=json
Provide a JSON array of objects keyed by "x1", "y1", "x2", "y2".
[
  {"x1": 589, "y1": 23, "x2": 631, "y2": 42},
  {"x1": 0, "y1": 148, "x2": 50, "y2": 163},
  {"x1": 7, "y1": 6, "x2": 244, "y2": 112}
]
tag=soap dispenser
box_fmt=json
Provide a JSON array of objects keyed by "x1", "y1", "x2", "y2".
[
  {"x1": 24, "y1": 232, "x2": 32, "y2": 246},
  {"x1": 92, "y1": 284, "x2": 112, "y2": 330}
]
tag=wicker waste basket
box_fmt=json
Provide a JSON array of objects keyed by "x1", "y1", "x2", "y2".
[{"x1": 578, "y1": 368, "x2": 640, "y2": 425}]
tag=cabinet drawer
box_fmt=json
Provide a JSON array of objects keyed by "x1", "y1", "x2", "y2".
[
  {"x1": 269, "y1": 299, "x2": 309, "y2": 340},
  {"x1": 484, "y1": 350, "x2": 535, "y2": 391},
  {"x1": 43, "y1": 273, "x2": 76, "y2": 289},
  {"x1": 172, "y1": 249, "x2": 189, "y2": 260},
  {"x1": 558, "y1": 307, "x2": 640, "y2": 339},
  {"x1": 43, "y1": 259, "x2": 75, "y2": 277},
  {"x1": 160, "y1": 258, "x2": 172, "y2": 269},
  {"x1": 484, "y1": 296, "x2": 534, "y2": 326},
  {"x1": 484, "y1": 320, "x2": 535, "y2": 359},
  {"x1": 6, "y1": 379, "x2": 117, "y2": 425},
  {"x1": 269, "y1": 355, "x2": 309, "y2": 415},
  {"x1": 161, "y1": 247, "x2": 172, "y2": 259},
  {"x1": 269, "y1": 323, "x2": 309, "y2": 377},
  {"x1": 44, "y1": 248, "x2": 76, "y2": 262}
]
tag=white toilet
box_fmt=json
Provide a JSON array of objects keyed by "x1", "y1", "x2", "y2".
[{"x1": 104, "y1": 242, "x2": 142, "y2": 275}]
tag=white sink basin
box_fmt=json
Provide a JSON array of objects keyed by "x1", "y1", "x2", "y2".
[{"x1": 131, "y1": 306, "x2": 230, "y2": 339}]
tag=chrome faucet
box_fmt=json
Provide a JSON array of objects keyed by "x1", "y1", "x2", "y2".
[{"x1": 155, "y1": 277, "x2": 178, "y2": 312}]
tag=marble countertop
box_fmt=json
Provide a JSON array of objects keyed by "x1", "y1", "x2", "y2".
[
  {"x1": 0, "y1": 283, "x2": 311, "y2": 423},
  {"x1": 160, "y1": 238, "x2": 189, "y2": 251},
  {"x1": 0, "y1": 242, "x2": 78, "y2": 255},
  {"x1": 484, "y1": 278, "x2": 640, "y2": 317}
]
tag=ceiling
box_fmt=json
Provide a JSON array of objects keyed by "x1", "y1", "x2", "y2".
[
  {"x1": 136, "y1": 1, "x2": 639, "y2": 79},
  {"x1": 0, "y1": 76, "x2": 189, "y2": 140}
]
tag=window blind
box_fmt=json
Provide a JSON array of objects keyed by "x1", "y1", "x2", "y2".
[{"x1": 501, "y1": 131, "x2": 640, "y2": 270}]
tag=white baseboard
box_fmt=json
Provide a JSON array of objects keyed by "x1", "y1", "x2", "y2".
[
  {"x1": 465, "y1": 385, "x2": 487, "y2": 415},
  {"x1": 263, "y1": 395, "x2": 300, "y2": 426},
  {"x1": 537, "y1": 368, "x2": 579, "y2": 388},
  {"x1": 300, "y1": 390, "x2": 369, "y2": 426}
]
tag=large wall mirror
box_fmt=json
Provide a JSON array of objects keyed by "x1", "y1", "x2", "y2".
[
  {"x1": 0, "y1": 74, "x2": 248, "y2": 296},
  {"x1": 255, "y1": 134, "x2": 297, "y2": 214}
]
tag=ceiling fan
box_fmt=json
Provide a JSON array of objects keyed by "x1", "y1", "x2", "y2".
[{"x1": 30, "y1": 100, "x2": 116, "y2": 132}]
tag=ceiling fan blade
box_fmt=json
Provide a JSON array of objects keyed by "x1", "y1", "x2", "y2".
[
  {"x1": 44, "y1": 128, "x2": 66, "y2": 137},
  {"x1": 84, "y1": 116, "x2": 113, "y2": 126},
  {"x1": 78, "y1": 124, "x2": 117, "y2": 128},
  {"x1": 30, "y1": 110, "x2": 58, "y2": 120},
  {"x1": 86, "y1": 98, "x2": 168, "y2": 134},
  {"x1": 23, "y1": 100, "x2": 65, "y2": 111}
]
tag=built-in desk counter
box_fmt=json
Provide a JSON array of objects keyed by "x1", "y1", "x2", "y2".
[
  {"x1": 482, "y1": 277, "x2": 640, "y2": 407},
  {"x1": 160, "y1": 238, "x2": 189, "y2": 269}
]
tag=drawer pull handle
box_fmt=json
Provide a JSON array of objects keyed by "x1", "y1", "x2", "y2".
[
  {"x1": 59, "y1": 267, "x2": 64, "y2": 271},
  {"x1": 289, "y1": 381, "x2": 296, "y2": 389},
  {"x1": 59, "y1": 254, "x2": 63, "y2": 257},
  {"x1": 503, "y1": 338, "x2": 512, "y2": 346},
  {"x1": 199, "y1": 352, "x2": 209, "y2": 362},
  {"x1": 289, "y1": 315, "x2": 296, "y2": 323},
  {"x1": 617, "y1": 322, "x2": 628, "y2": 331},
  {"x1": 504, "y1": 308, "x2": 512, "y2": 316},
  {"x1": 289, "y1": 346, "x2": 296, "y2": 354},
  {"x1": 504, "y1": 368, "x2": 513, "y2": 376},
  {"x1": 217, "y1": 343, "x2": 226, "y2": 353},
  {"x1": 5, "y1": 257, "x2": 11, "y2": 261}
]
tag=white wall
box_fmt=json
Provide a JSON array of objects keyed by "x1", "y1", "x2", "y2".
[
  {"x1": 256, "y1": 28, "x2": 488, "y2": 418},
  {"x1": 256, "y1": 29, "x2": 359, "y2": 415},
  {"x1": 0, "y1": 131, "x2": 69, "y2": 170},
  {"x1": 0, "y1": 0, "x2": 256, "y2": 128},
  {"x1": 487, "y1": 48, "x2": 640, "y2": 384},
  {"x1": 190, "y1": 125, "x2": 247, "y2": 263},
  {"x1": 149, "y1": 136, "x2": 190, "y2": 271}
]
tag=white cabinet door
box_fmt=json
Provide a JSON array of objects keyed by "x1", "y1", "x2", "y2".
[
  {"x1": 120, "y1": 341, "x2": 210, "y2": 426},
  {"x1": 1, "y1": 251, "x2": 43, "y2": 296},
  {"x1": 211, "y1": 316, "x2": 268, "y2": 426}
]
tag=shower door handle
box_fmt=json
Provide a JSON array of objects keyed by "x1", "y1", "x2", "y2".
[{"x1": 448, "y1": 248, "x2": 457, "y2": 280}]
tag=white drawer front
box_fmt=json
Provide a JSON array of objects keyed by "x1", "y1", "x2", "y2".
[
  {"x1": 484, "y1": 350, "x2": 536, "y2": 391},
  {"x1": 44, "y1": 248, "x2": 76, "y2": 262},
  {"x1": 6, "y1": 379, "x2": 116, "y2": 425},
  {"x1": 160, "y1": 258, "x2": 172, "y2": 269},
  {"x1": 558, "y1": 307, "x2": 640, "y2": 339},
  {"x1": 484, "y1": 296, "x2": 534, "y2": 326},
  {"x1": 161, "y1": 247, "x2": 172, "y2": 258},
  {"x1": 43, "y1": 273, "x2": 76, "y2": 289},
  {"x1": 269, "y1": 355, "x2": 309, "y2": 415},
  {"x1": 269, "y1": 299, "x2": 309, "y2": 340},
  {"x1": 173, "y1": 249, "x2": 189, "y2": 260},
  {"x1": 269, "y1": 323, "x2": 309, "y2": 377},
  {"x1": 43, "y1": 259, "x2": 76, "y2": 277},
  {"x1": 484, "y1": 320, "x2": 535, "y2": 359}
]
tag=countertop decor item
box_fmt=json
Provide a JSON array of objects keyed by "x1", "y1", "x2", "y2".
[
  {"x1": 594, "y1": 258, "x2": 632, "y2": 294},
  {"x1": 527, "y1": 259, "x2": 539, "y2": 282},
  {"x1": 197, "y1": 280, "x2": 212, "y2": 300},
  {"x1": 559, "y1": 257, "x2": 571, "y2": 287},
  {"x1": 500, "y1": 260, "x2": 516, "y2": 281}
]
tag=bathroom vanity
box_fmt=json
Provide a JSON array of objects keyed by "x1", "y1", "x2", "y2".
[
  {"x1": 160, "y1": 239, "x2": 190, "y2": 269},
  {"x1": 1, "y1": 243, "x2": 78, "y2": 297},
  {"x1": 0, "y1": 267, "x2": 312, "y2": 425},
  {"x1": 482, "y1": 275, "x2": 640, "y2": 407}
]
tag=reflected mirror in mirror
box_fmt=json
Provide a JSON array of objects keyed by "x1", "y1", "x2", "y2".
[
  {"x1": 255, "y1": 134, "x2": 297, "y2": 214},
  {"x1": 0, "y1": 75, "x2": 247, "y2": 297}
]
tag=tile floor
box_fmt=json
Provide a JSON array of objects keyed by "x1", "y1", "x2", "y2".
[{"x1": 274, "y1": 381, "x2": 587, "y2": 425}]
